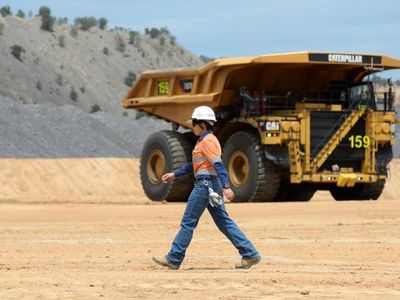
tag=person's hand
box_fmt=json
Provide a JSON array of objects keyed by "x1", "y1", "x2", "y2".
[
  {"x1": 223, "y1": 188, "x2": 235, "y2": 202},
  {"x1": 161, "y1": 172, "x2": 175, "y2": 183}
]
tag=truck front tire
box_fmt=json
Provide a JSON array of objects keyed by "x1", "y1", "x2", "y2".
[{"x1": 140, "y1": 131, "x2": 193, "y2": 201}]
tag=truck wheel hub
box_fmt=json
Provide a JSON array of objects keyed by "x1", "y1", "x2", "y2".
[
  {"x1": 147, "y1": 150, "x2": 165, "y2": 184},
  {"x1": 228, "y1": 151, "x2": 249, "y2": 188}
]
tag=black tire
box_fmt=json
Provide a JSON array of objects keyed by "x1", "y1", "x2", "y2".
[
  {"x1": 222, "y1": 130, "x2": 280, "y2": 202},
  {"x1": 330, "y1": 180, "x2": 385, "y2": 201},
  {"x1": 140, "y1": 130, "x2": 193, "y2": 201},
  {"x1": 275, "y1": 183, "x2": 316, "y2": 202}
]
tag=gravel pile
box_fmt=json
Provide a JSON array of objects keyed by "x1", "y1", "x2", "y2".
[{"x1": 0, "y1": 96, "x2": 168, "y2": 158}]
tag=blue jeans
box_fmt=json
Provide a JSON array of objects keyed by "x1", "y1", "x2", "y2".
[{"x1": 166, "y1": 177, "x2": 260, "y2": 265}]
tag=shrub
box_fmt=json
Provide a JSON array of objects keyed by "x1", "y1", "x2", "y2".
[
  {"x1": 160, "y1": 27, "x2": 170, "y2": 35},
  {"x1": 39, "y1": 6, "x2": 54, "y2": 32},
  {"x1": 98, "y1": 17, "x2": 107, "y2": 30},
  {"x1": 75, "y1": 17, "x2": 97, "y2": 31},
  {"x1": 170, "y1": 35, "x2": 176, "y2": 46},
  {"x1": 70, "y1": 87, "x2": 78, "y2": 102},
  {"x1": 0, "y1": 5, "x2": 12, "y2": 17},
  {"x1": 57, "y1": 17, "x2": 68, "y2": 25},
  {"x1": 102, "y1": 47, "x2": 109, "y2": 55},
  {"x1": 80, "y1": 86, "x2": 85, "y2": 93},
  {"x1": 199, "y1": 55, "x2": 214, "y2": 63},
  {"x1": 57, "y1": 34, "x2": 66, "y2": 48},
  {"x1": 159, "y1": 36, "x2": 165, "y2": 46},
  {"x1": 115, "y1": 34, "x2": 125, "y2": 52},
  {"x1": 90, "y1": 104, "x2": 101, "y2": 113},
  {"x1": 0, "y1": 23, "x2": 4, "y2": 36},
  {"x1": 135, "y1": 111, "x2": 147, "y2": 120},
  {"x1": 70, "y1": 26, "x2": 78, "y2": 38},
  {"x1": 16, "y1": 9, "x2": 25, "y2": 18},
  {"x1": 36, "y1": 81, "x2": 42, "y2": 91},
  {"x1": 10, "y1": 45, "x2": 25, "y2": 61},
  {"x1": 129, "y1": 31, "x2": 139, "y2": 45},
  {"x1": 149, "y1": 27, "x2": 160, "y2": 38},
  {"x1": 124, "y1": 71, "x2": 137, "y2": 87},
  {"x1": 55, "y1": 74, "x2": 63, "y2": 86}
]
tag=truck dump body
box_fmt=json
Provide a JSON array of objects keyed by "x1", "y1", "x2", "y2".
[
  {"x1": 122, "y1": 51, "x2": 400, "y2": 202},
  {"x1": 122, "y1": 51, "x2": 400, "y2": 128}
]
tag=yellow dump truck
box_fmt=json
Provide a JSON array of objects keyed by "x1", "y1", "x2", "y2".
[{"x1": 122, "y1": 51, "x2": 399, "y2": 202}]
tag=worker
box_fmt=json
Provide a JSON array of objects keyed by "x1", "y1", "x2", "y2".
[{"x1": 152, "y1": 106, "x2": 261, "y2": 270}]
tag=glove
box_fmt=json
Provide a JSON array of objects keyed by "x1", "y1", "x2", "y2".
[{"x1": 208, "y1": 187, "x2": 223, "y2": 207}]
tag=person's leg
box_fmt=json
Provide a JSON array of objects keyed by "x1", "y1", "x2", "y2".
[
  {"x1": 208, "y1": 202, "x2": 260, "y2": 258},
  {"x1": 208, "y1": 178, "x2": 259, "y2": 258},
  {"x1": 165, "y1": 181, "x2": 209, "y2": 265}
]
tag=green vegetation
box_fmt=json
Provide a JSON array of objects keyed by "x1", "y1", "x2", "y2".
[
  {"x1": 90, "y1": 104, "x2": 102, "y2": 113},
  {"x1": 115, "y1": 34, "x2": 126, "y2": 53},
  {"x1": 70, "y1": 26, "x2": 78, "y2": 38},
  {"x1": 199, "y1": 55, "x2": 214, "y2": 63},
  {"x1": 55, "y1": 74, "x2": 63, "y2": 86},
  {"x1": 39, "y1": 6, "x2": 54, "y2": 32},
  {"x1": 145, "y1": 27, "x2": 171, "y2": 39},
  {"x1": 75, "y1": 17, "x2": 97, "y2": 31},
  {"x1": 10, "y1": 45, "x2": 25, "y2": 61},
  {"x1": 0, "y1": 5, "x2": 12, "y2": 17},
  {"x1": 58, "y1": 34, "x2": 66, "y2": 48},
  {"x1": 129, "y1": 31, "x2": 139, "y2": 45},
  {"x1": 98, "y1": 17, "x2": 107, "y2": 30},
  {"x1": 16, "y1": 9, "x2": 25, "y2": 18},
  {"x1": 36, "y1": 81, "x2": 42, "y2": 91},
  {"x1": 0, "y1": 23, "x2": 4, "y2": 36},
  {"x1": 124, "y1": 71, "x2": 137, "y2": 87},
  {"x1": 70, "y1": 87, "x2": 78, "y2": 102},
  {"x1": 102, "y1": 47, "x2": 109, "y2": 56}
]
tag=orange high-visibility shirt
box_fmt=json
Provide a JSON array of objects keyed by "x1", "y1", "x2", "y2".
[{"x1": 192, "y1": 133, "x2": 222, "y2": 177}]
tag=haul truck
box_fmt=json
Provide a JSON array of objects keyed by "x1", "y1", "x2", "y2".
[{"x1": 122, "y1": 51, "x2": 399, "y2": 202}]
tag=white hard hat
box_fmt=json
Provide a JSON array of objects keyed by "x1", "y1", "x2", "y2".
[{"x1": 189, "y1": 106, "x2": 217, "y2": 123}]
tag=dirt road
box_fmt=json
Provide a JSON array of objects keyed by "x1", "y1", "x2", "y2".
[{"x1": 0, "y1": 199, "x2": 399, "y2": 299}]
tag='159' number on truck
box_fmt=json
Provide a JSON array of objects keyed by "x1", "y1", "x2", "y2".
[{"x1": 348, "y1": 135, "x2": 370, "y2": 148}]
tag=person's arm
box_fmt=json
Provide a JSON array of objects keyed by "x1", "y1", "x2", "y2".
[
  {"x1": 173, "y1": 162, "x2": 193, "y2": 177},
  {"x1": 213, "y1": 161, "x2": 230, "y2": 188}
]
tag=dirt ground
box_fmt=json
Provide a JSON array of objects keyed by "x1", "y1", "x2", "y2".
[{"x1": 0, "y1": 159, "x2": 399, "y2": 299}]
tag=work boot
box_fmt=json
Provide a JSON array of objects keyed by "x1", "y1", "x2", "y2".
[
  {"x1": 235, "y1": 256, "x2": 261, "y2": 269},
  {"x1": 152, "y1": 256, "x2": 180, "y2": 270}
]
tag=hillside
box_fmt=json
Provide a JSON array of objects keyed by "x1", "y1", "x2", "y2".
[{"x1": 0, "y1": 15, "x2": 203, "y2": 113}]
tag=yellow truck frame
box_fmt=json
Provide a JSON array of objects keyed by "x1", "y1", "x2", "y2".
[{"x1": 122, "y1": 51, "x2": 400, "y2": 202}]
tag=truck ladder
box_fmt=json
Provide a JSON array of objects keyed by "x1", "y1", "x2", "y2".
[{"x1": 310, "y1": 107, "x2": 366, "y2": 172}]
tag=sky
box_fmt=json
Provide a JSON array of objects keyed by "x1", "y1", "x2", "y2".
[{"x1": 2, "y1": 0, "x2": 400, "y2": 78}]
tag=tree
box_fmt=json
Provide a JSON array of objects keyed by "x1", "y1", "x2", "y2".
[
  {"x1": 149, "y1": 27, "x2": 160, "y2": 38},
  {"x1": 0, "y1": 5, "x2": 12, "y2": 17},
  {"x1": 75, "y1": 17, "x2": 97, "y2": 31},
  {"x1": 39, "y1": 6, "x2": 54, "y2": 32},
  {"x1": 16, "y1": 9, "x2": 25, "y2": 18},
  {"x1": 98, "y1": 17, "x2": 107, "y2": 30},
  {"x1": 10, "y1": 45, "x2": 25, "y2": 61}
]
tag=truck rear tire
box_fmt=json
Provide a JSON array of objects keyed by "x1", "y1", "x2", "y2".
[
  {"x1": 330, "y1": 180, "x2": 385, "y2": 201},
  {"x1": 140, "y1": 130, "x2": 193, "y2": 201},
  {"x1": 222, "y1": 130, "x2": 280, "y2": 202}
]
